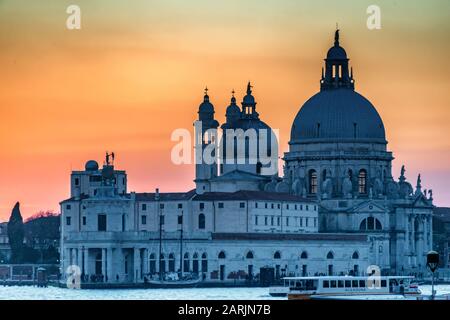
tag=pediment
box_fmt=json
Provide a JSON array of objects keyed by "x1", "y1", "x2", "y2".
[{"x1": 349, "y1": 200, "x2": 386, "y2": 213}]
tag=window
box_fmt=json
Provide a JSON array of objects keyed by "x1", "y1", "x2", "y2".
[
  {"x1": 149, "y1": 253, "x2": 156, "y2": 274},
  {"x1": 74, "y1": 178, "x2": 79, "y2": 186},
  {"x1": 265, "y1": 217, "x2": 268, "y2": 226},
  {"x1": 352, "y1": 251, "x2": 359, "y2": 259},
  {"x1": 286, "y1": 204, "x2": 289, "y2": 210},
  {"x1": 300, "y1": 251, "x2": 308, "y2": 259},
  {"x1": 98, "y1": 214, "x2": 106, "y2": 231},
  {"x1": 277, "y1": 204, "x2": 281, "y2": 209},
  {"x1": 271, "y1": 216, "x2": 274, "y2": 226},
  {"x1": 271, "y1": 204, "x2": 274, "y2": 209},
  {"x1": 66, "y1": 217, "x2": 71, "y2": 226},
  {"x1": 201, "y1": 253, "x2": 208, "y2": 272},
  {"x1": 323, "y1": 280, "x2": 330, "y2": 288},
  {"x1": 286, "y1": 217, "x2": 290, "y2": 226},
  {"x1": 309, "y1": 170, "x2": 318, "y2": 194},
  {"x1": 160, "y1": 215, "x2": 165, "y2": 225},
  {"x1": 246, "y1": 251, "x2": 254, "y2": 259},
  {"x1": 256, "y1": 162, "x2": 262, "y2": 174},
  {"x1": 358, "y1": 169, "x2": 367, "y2": 194},
  {"x1": 274, "y1": 251, "x2": 281, "y2": 259},
  {"x1": 255, "y1": 216, "x2": 258, "y2": 225},
  {"x1": 218, "y1": 251, "x2": 226, "y2": 259},
  {"x1": 305, "y1": 218, "x2": 309, "y2": 227},
  {"x1": 142, "y1": 203, "x2": 147, "y2": 211},
  {"x1": 198, "y1": 213, "x2": 205, "y2": 229},
  {"x1": 122, "y1": 214, "x2": 125, "y2": 231},
  {"x1": 314, "y1": 218, "x2": 317, "y2": 228},
  {"x1": 326, "y1": 251, "x2": 334, "y2": 259},
  {"x1": 82, "y1": 216, "x2": 86, "y2": 225},
  {"x1": 330, "y1": 280, "x2": 337, "y2": 288},
  {"x1": 265, "y1": 203, "x2": 268, "y2": 209},
  {"x1": 300, "y1": 205, "x2": 303, "y2": 210},
  {"x1": 183, "y1": 253, "x2": 190, "y2": 272},
  {"x1": 255, "y1": 202, "x2": 258, "y2": 208},
  {"x1": 141, "y1": 215, "x2": 147, "y2": 225},
  {"x1": 300, "y1": 218, "x2": 303, "y2": 227},
  {"x1": 178, "y1": 215, "x2": 183, "y2": 225},
  {"x1": 277, "y1": 217, "x2": 280, "y2": 226},
  {"x1": 352, "y1": 280, "x2": 358, "y2": 287},
  {"x1": 218, "y1": 202, "x2": 224, "y2": 208},
  {"x1": 178, "y1": 203, "x2": 183, "y2": 209},
  {"x1": 160, "y1": 203, "x2": 164, "y2": 209},
  {"x1": 381, "y1": 280, "x2": 387, "y2": 287},
  {"x1": 199, "y1": 203, "x2": 204, "y2": 210},
  {"x1": 359, "y1": 217, "x2": 382, "y2": 231},
  {"x1": 168, "y1": 253, "x2": 175, "y2": 272},
  {"x1": 295, "y1": 205, "x2": 298, "y2": 210},
  {"x1": 66, "y1": 204, "x2": 71, "y2": 210},
  {"x1": 306, "y1": 205, "x2": 309, "y2": 210},
  {"x1": 345, "y1": 280, "x2": 351, "y2": 288},
  {"x1": 240, "y1": 202, "x2": 245, "y2": 208},
  {"x1": 359, "y1": 280, "x2": 366, "y2": 288},
  {"x1": 314, "y1": 206, "x2": 317, "y2": 211}
]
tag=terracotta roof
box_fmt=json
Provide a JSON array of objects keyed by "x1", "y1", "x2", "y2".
[
  {"x1": 135, "y1": 189, "x2": 196, "y2": 201},
  {"x1": 193, "y1": 190, "x2": 316, "y2": 202}
]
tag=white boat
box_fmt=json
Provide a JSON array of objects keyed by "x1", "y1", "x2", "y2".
[
  {"x1": 270, "y1": 276, "x2": 421, "y2": 300},
  {"x1": 145, "y1": 272, "x2": 201, "y2": 288}
]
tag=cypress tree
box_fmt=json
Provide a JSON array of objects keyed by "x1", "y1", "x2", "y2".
[{"x1": 7, "y1": 202, "x2": 25, "y2": 263}]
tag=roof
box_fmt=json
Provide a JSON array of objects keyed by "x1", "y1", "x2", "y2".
[
  {"x1": 290, "y1": 88, "x2": 386, "y2": 144},
  {"x1": 433, "y1": 207, "x2": 450, "y2": 223},
  {"x1": 194, "y1": 190, "x2": 315, "y2": 202},
  {"x1": 212, "y1": 232, "x2": 367, "y2": 242},
  {"x1": 209, "y1": 170, "x2": 269, "y2": 182},
  {"x1": 135, "y1": 189, "x2": 196, "y2": 202}
]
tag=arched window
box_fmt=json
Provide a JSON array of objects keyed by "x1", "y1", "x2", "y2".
[
  {"x1": 326, "y1": 251, "x2": 334, "y2": 259},
  {"x1": 183, "y1": 253, "x2": 190, "y2": 272},
  {"x1": 274, "y1": 251, "x2": 281, "y2": 259},
  {"x1": 300, "y1": 251, "x2": 308, "y2": 259},
  {"x1": 198, "y1": 213, "x2": 205, "y2": 229},
  {"x1": 149, "y1": 253, "x2": 156, "y2": 274},
  {"x1": 160, "y1": 253, "x2": 166, "y2": 273},
  {"x1": 168, "y1": 253, "x2": 175, "y2": 272},
  {"x1": 309, "y1": 170, "x2": 318, "y2": 194},
  {"x1": 246, "y1": 251, "x2": 254, "y2": 259},
  {"x1": 352, "y1": 251, "x2": 359, "y2": 259},
  {"x1": 201, "y1": 253, "x2": 208, "y2": 272},
  {"x1": 358, "y1": 169, "x2": 367, "y2": 194},
  {"x1": 193, "y1": 253, "x2": 199, "y2": 274},
  {"x1": 359, "y1": 217, "x2": 383, "y2": 231},
  {"x1": 218, "y1": 251, "x2": 226, "y2": 259}
]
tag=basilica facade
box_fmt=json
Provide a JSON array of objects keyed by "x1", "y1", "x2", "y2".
[{"x1": 60, "y1": 31, "x2": 433, "y2": 285}]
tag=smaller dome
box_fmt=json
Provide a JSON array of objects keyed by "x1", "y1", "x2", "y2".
[
  {"x1": 199, "y1": 94, "x2": 214, "y2": 114},
  {"x1": 85, "y1": 160, "x2": 99, "y2": 171},
  {"x1": 242, "y1": 94, "x2": 255, "y2": 105},
  {"x1": 327, "y1": 45, "x2": 347, "y2": 60},
  {"x1": 226, "y1": 97, "x2": 241, "y2": 117}
]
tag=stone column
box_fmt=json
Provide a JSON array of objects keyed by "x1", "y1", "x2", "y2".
[
  {"x1": 134, "y1": 247, "x2": 141, "y2": 282},
  {"x1": 428, "y1": 216, "x2": 433, "y2": 250},
  {"x1": 101, "y1": 248, "x2": 106, "y2": 278},
  {"x1": 410, "y1": 216, "x2": 416, "y2": 253},
  {"x1": 107, "y1": 248, "x2": 114, "y2": 282},
  {"x1": 143, "y1": 249, "x2": 149, "y2": 276},
  {"x1": 405, "y1": 215, "x2": 410, "y2": 253},
  {"x1": 77, "y1": 248, "x2": 83, "y2": 271},
  {"x1": 83, "y1": 247, "x2": 89, "y2": 276}
]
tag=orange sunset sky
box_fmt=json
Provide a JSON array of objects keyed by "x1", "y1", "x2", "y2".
[{"x1": 0, "y1": 0, "x2": 449, "y2": 220}]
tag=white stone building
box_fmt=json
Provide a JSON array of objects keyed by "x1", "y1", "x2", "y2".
[{"x1": 60, "y1": 31, "x2": 432, "y2": 285}]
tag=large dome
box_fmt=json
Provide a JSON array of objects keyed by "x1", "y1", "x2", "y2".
[{"x1": 290, "y1": 88, "x2": 386, "y2": 143}]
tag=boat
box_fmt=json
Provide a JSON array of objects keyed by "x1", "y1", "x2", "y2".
[
  {"x1": 270, "y1": 275, "x2": 421, "y2": 299},
  {"x1": 143, "y1": 189, "x2": 202, "y2": 289}
]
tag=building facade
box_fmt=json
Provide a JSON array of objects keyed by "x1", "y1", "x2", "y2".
[{"x1": 60, "y1": 31, "x2": 433, "y2": 285}]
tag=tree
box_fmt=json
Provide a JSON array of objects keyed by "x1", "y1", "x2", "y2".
[{"x1": 7, "y1": 202, "x2": 25, "y2": 263}]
